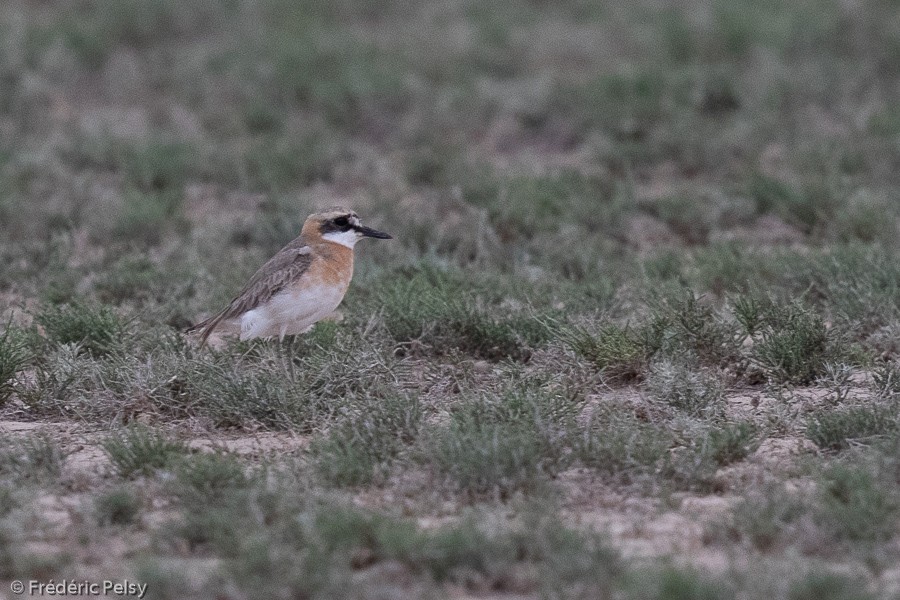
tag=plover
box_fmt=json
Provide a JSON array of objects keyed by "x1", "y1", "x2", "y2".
[{"x1": 188, "y1": 207, "x2": 391, "y2": 346}]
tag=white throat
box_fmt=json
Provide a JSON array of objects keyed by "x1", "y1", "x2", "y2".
[{"x1": 322, "y1": 230, "x2": 360, "y2": 248}]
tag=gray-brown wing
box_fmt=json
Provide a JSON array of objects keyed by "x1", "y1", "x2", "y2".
[
  {"x1": 188, "y1": 240, "x2": 313, "y2": 346},
  {"x1": 220, "y1": 243, "x2": 314, "y2": 320}
]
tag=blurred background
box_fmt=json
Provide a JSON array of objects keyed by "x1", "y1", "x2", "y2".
[
  {"x1": 1, "y1": 0, "x2": 899, "y2": 317},
  {"x1": 4, "y1": 5, "x2": 900, "y2": 592}
]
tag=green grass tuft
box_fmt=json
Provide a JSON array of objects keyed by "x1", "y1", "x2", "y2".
[
  {"x1": 114, "y1": 189, "x2": 186, "y2": 246},
  {"x1": 726, "y1": 486, "x2": 808, "y2": 551},
  {"x1": 703, "y1": 421, "x2": 759, "y2": 466},
  {"x1": 36, "y1": 301, "x2": 126, "y2": 357},
  {"x1": 817, "y1": 463, "x2": 898, "y2": 543},
  {"x1": 644, "y1": 361, "x2": 725, "y2": 417},
  {"x1": 102, "y1": 426, "x2": 188, "y2": 479},
  {"x1": 0, "y1": 324, "x2": 31, "y2": 404},
  {"x1": 172, "y1": 452, "x2": 250, "y2": 506},
  {"x1": 630, "y1": 567, "x2": 729, "y2": 600},
  {"x1": 806, "y1": 405, "x2": 898, "y2": 451},
  {"x1": 0, "y1": 435, "x2": 66, "y2": 483},
  {"x1": 788, "y1": 572, "x2": 874, "y2": 600},
  {"x1": 377, "y1": 266, "x2": 546, "y2": 360},
  {"x1": 122, "y1": 141, "x2": 193, "y2": 192},
  {"x1": 313, "y1": 395, "x2": 421, "y2": 486},
  {"x1": 0, "y1": 484, "x2": 17, "y2": 517},
  {"x1": 179, "y1": 360, "x2": 332, "y2": 430},
  {"x1": 871, "y1": 360, "x2": 900, "y2": 398},
  {"x1": 753, "y1": 301, "x2": 832, "y2": 384},
  {"x1": 94, "y1": 253, "x2": 170, "y2": 304},
  {"x1": 748, "y1": 173, "x2": 822, "y2": 233},
  {"x1": 664, "y1": 292, "x2": 741, "y2": 367},
  {"x1": 570, "y1": 324, "x2": 650, "y2": 383},
  {"x1": 427, "y1": 415, "x2": 545, "y2": 497},
  {"x1": 242, "y1": 134, "x2": 336, "y2": 191},
  {"x1": 576, "y1": 412, "x2": 672, "y2": 480},
  {"x1": 96, "y1": 487, "x2": 141, "y2": 526},
  {"x1": 425, "y1": 390, "x2": 577, "y2": 497}
]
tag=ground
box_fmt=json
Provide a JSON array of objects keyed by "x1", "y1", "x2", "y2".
[{"x1": 2, "y1": 0, "x2": 900, "y2": 598}]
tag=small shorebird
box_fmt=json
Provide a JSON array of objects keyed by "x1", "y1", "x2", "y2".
[{"x1": 188, "y1": 207, "x2": 391, "y2": 346}]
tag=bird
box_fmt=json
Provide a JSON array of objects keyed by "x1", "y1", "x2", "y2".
[{"x1": 187, "y1": 207, "x2": 391, "y2": 346}]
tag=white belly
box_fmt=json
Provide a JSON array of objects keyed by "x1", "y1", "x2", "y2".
[{"x1": 236, "y1": 284, "x2": 347, "y2": 340}]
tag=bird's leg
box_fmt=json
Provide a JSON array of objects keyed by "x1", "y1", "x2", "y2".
[
  {"x1": 286, "y1": 344, "x2": 296, "y2": 383},
  {"x1": 280, "y1": 335, "x2": 307, "y2": 383}
]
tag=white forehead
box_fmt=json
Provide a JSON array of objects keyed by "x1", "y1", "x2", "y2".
[
  {"x1": 322, "y1": 211, "x2": 357, "y2": 219},
  {"x1": 322, "y1": 229, "x2": 360, "y2": 248}
]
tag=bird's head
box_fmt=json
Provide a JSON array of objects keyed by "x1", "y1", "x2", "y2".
[{"x1": 303, "y1": 207, "x2": 392, "y2": 248}]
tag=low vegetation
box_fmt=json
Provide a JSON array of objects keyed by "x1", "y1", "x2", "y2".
[{"x1": 2, "y1": 0, "x2": 900, "y2": 596}]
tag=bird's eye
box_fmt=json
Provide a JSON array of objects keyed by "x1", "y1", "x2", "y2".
[{"x1": 334, "y1": 216, "x2": 349, "y2": 228}]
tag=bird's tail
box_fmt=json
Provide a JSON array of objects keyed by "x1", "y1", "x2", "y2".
[{"x1": 185, "y1": 311, "x2": 228, "y2": 349}]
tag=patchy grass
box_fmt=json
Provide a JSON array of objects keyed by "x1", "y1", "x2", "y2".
[
  {"x1": 627, "y1": 567, "x2": 731, "y2": 600},
  {"x1": 806, "y1": 405, "x2": 898, "y2": 451},
  {"x1": 570, "y1": 324, "x2": 652, "y2": 383},
  {"x1": 35, "y1": 301, "x2": 127, "y2": 357},
  {"x1": 704, "y1": 421, "x2": 760, "y2": 467},
  {"x1": 644, "y1": 360, "x2": 725, "y2": 417},
  {"x1": 3, "y1": 0, "x2": 900, "y2": 595},
  {"x1": 96, "y1": 487, "x2": 141, "y2": 526},
  {"x1": 0, "y1": 435, "x2": 65, "y2": 483},
  {"x1": 816, "y1": 462, "x2": 899, "y2": 544},
  {"x1": 575, "y1": 413, "x2": 673, "y2": 480},
  {"x1": 424, "y1": 389, "x2": 576, "y2": 497},
  {"x1": 102, "y1": 426, "x2": 189, "y2": 479},
  {"x1": 753, "y1": 302, "x2": 834, "y2": 384},
  {"x1": 376, "y1": 266, "x2": 548, "y2": 361},
  {"x1": 313, "y1": 395, "x2": 420, "y2": 486},
  {"x1": 0, "y1": 324, "x2": 30, "y2": 404},
  {"x1": 788, "y1": 572, "x2": 876, "y2": 600},
  {"x1": 721, "y1": 485, "x2": 810, "y2": 552},
  {"x1": 171, "y1": 451, "x2": 251, "y2": 506}
]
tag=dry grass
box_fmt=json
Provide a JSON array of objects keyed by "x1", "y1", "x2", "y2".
[{"x1": 2, "y1": 0, "x2": 900, "y2": 597}]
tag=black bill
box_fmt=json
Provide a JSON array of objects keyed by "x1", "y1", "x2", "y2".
[{"x1": 356, "y1": 225, "x2": 392, "y2": 239}]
